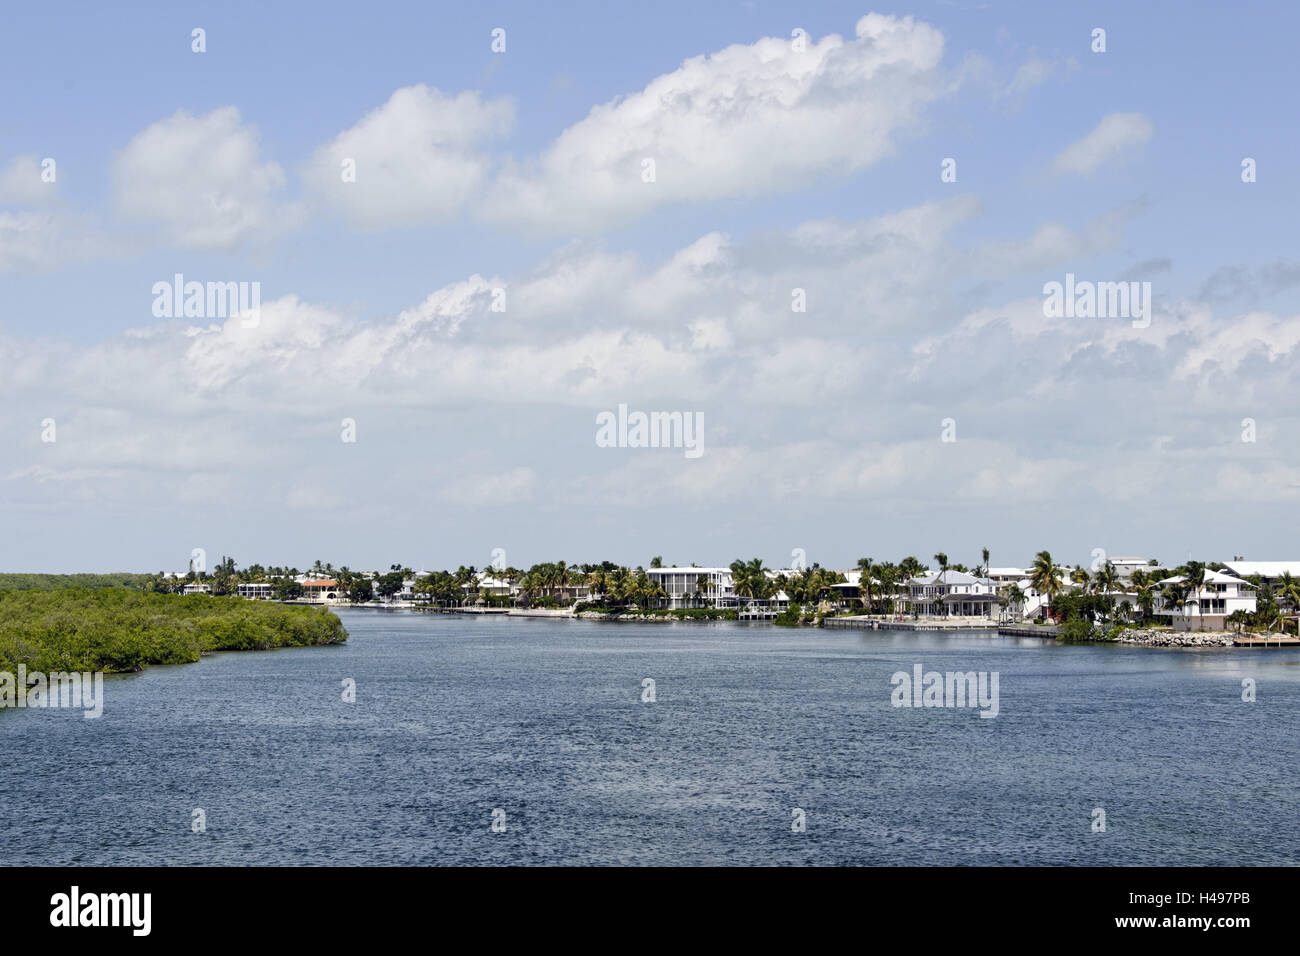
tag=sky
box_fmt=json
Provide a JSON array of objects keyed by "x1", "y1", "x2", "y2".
[{"x1": 2, "y1": 0, "x2": 1299, "y2": 574}]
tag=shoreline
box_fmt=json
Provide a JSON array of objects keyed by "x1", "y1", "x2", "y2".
[{"x1": 326, "y1": 605, "x2": 1300, "y2": 650}]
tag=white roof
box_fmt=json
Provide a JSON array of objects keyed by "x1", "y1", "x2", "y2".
[
  {"x1": 909, "y1": 570, "x2": 991, "y2": 586},
  {"x1": 1160, "y1": 570, "x2": 1252, "y2": 586},
  {"x1": 1224, "y1": 561, "x2": 1300, "y2": 579},
  {"x1": 647, "y1": 567, "x2": 731, "y2": 574}
]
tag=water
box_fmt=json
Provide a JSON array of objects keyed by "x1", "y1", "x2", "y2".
[{"x1": 2, "y1": 610, "x2": 1297, "y2": 865}]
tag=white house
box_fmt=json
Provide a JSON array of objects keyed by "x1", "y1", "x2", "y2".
[
  {"x1": 236, "y1": 582, "x2": 275, "y2": 600},
  {"x1": 474, "y1": 571, "x2": 514, "y2": 599},
  {"x1": 905, "y1": 571, "x2": 1002, "y2": 618},
  {"x1": 1155, "y1": 570, "x2": 1256, "y2": 631},
  {"x1": 986, "y1": 567, "x2": 1026, "y2": 586},
  {"x1": 646, "y1": 567, "x2": 733, "y2": 608},
  {"x1": 301, "y1": 578, "x2": 341, "y2": 603}
]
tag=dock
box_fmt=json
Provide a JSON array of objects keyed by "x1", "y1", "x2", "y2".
[
  {"x1": 1233, "y1": 635, "x2": 1300, "y2": 647},
  {"x1": 822, "y1": 616, "x2": 1000, "y2": 631}
]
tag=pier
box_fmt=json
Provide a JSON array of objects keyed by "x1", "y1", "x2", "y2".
[{"x1": 1233, "y1": 634, "x2": 1300, "y2": 647}]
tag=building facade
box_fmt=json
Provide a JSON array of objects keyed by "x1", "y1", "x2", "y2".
[
  {"x1": 645, "y1": 567, "x2": 734, "y2": 609},
  {"x1": 1155, "y1": 570, "x2": 1256, "y2": 630},
  {"x1": 904, "y1": 571, "x2": 1002, "y2": 618}
]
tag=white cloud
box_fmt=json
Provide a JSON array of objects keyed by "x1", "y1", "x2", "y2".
[
  {"x1": 0, "y1": 210, "x2": 67, "y2": 272},
  {"x1": 305, "y1": 85, "x2": 514, "y2": 229},
  {"x1": 112, "y1": 107, "x2": 298, "y2": 249},
  {"x1": 0, "y1": 155, "x2": 58, "y2": 205},
  {"x1": 1053, "y1": 112, "x2": 1154, "y2": 175},
  {"x1": 483, "y1": 13, "x2": 949, "y2": 230},
  {"x1": 996, "y1": 54, "x2": 1061, "y2": 102},
  {"x1": 0, "y1": 154, "x2": 104, "y2": 272},
  {"x1": 7, "y1": 196, "x2": 1300, "y2": 559}
]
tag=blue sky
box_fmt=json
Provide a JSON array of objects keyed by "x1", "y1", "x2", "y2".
[{"x1": 3, "y1": 1, "x2": 1299, "y2": 573}]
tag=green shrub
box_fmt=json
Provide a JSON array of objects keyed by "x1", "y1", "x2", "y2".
[
  {"x1": 1060, "y1": 618, "x2": 1094, "y2": 643},
  {"x1": 0, "y1": 589, "x2": 346, "y2": 676}
]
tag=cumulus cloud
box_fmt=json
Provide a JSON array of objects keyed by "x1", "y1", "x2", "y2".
[
  {"x1": 305, "y1": 85, "x2": 514, "y2": 228},
  {"x1": 483, "y1": 13, "x2": 950, "y2": 230},
  {"x1": 1053, "y1": 112, "x2": 1154, "y2": 175},
  {"x1": 6, "y1": 194, "x2": 1300, "y2": 569},
  {"x1": 112, "y1": 106, "x2": 299, "y2": 248}
]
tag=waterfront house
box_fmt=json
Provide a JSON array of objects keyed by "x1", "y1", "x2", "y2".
[
  {"x1": 474, "y1": 572, "x2": 514, "y2": 600},
  {"x1": 1154, "y1": 570, "x2": 1256, "y2": 631},
  {"x1": 646, "y1": 567, "x2": 734, "y2": 609},
  {"x1": 904, "y1": 571, "x2": 1002, "y2": 618},
  {"x1": 236, "y1": 582, "x2": 275, "y2": 601},
  {"x1": 301, "y1": 578, "x2": 340, "y2": 603},
  {"x1": 182, "y1": 582, "x2": 211, "y2": 596}
]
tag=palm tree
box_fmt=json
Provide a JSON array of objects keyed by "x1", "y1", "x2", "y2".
[
  {"x1": 1275, "y1": 572, "x2": 1300, "y2": 617},
  {"x1": 856, "y1": 557, "x2": 875, "y2": 613},
  {"x1": 931, "y1": 553, "x2": 949, "y2": 616},
  {"x1": 730, "y1": 557, "x2": 770, "y2": 607},
  {"x1": 1030, "y1": 551, "x2": 1063, "y2": 619},
  {"x1": 874, "y1": 562, "x2": 898, "y2": 615},
  {"x1": 1093, "y1": 562, "x2": 1119, "y2": 619},
  {"x1": 1094, "y1": 562, "x2": 1118, "y2": 595},
  {"x1": 1161, "y1": 579, "x2": 1189, "y2": 621},
  {"x1": 1129, "y1": 569, "x2": 1156, "y2": 622},
  {"x1": 981, "y1": 547, "x2": 991, "y2": 578},
  {"x1": 1183, "y1": 561, "x2": 1206, "y2": 630},
  {"x1": 1003, "y1": 583, "x2": 1024, "y2": 621}
]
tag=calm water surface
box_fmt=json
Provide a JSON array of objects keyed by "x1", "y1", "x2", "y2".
[{"x1": 3, "y1": 610, "x2": 1297, "y2": 865}]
